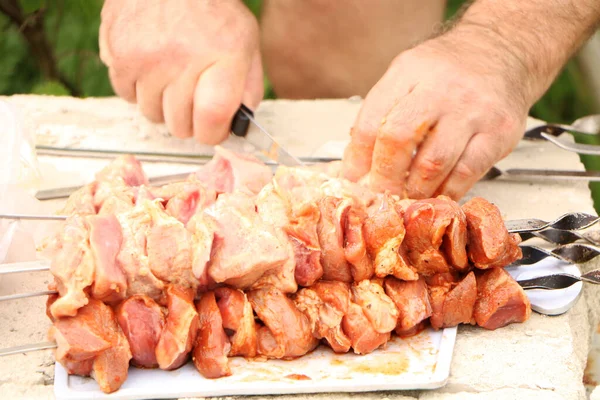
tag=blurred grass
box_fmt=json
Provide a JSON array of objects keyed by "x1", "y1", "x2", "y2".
[
  {"x1": 0, "y1": 0, "x2": 594, "y2": 122},
  {"x1": 2, "y1": 0, "x2": 599, "y2": 210}
]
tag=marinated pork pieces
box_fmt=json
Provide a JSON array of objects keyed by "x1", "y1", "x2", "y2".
[{"x1": 46, "y1": 148, "x2": 531, "y2": 393}]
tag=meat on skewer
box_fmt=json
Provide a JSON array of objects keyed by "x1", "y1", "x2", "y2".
[{"x1": 44, "y1": 149, "x2": 531, "y2": 393}]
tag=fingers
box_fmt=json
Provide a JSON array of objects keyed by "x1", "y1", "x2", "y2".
[
  {"x1": 162, "y1": 55, "x2": 257, "y2": 142},
  {"x1": 404, "y1": 117, "x2": 473, "y2": 199},
  {"x1": 98, "y1": 0, "x2": 117, "y2": 66},
  {"x1": 436, "y1": 133, "x2": 504, "y2": 200},
  {"x1": 135, "y1": 67, "x2": 177, "y2": 123},
  {"x1": 108, "y1": 66, "x2": 138, "y2": 103},
  {"x1": 98, "y1": 18, "x2": 112, "y2": 67},
  {"x1": 162, "y1": 66, "x2": 203, "y2": 139},
  {"x1": 341, "y1": 69, "x2": 412, "y2": 183},
  {"x1": 367, "y1": 95, "x2": 436, "y2": 195},
  {"x1": 193, "y1": 57, "x2": 251, "y2": 145},
  {"x1": 100, "y1": 1, "x2": 139, "y2": 102}
]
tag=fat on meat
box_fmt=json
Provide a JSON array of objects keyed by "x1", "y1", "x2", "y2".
[
  {"x1": 254, "y1": 184, "x2": 299, "y2": 293},
  {"x1": 364, "y1": 194, "x2": 418, "y2": 281},
  {"x1": 305, "y1": 161, "x2": 343, "y2": 178},
  {"x1": 344, "y1": 205, "x2": 374, "y2": 281},
  {"x1": 49, "y1": 215, "x2": 95, "y2": 318},
  {"x1": 95, "y1": 178, "x2": 136, "y2": 215},
  {"x1": 403, "y1": 196, "x2": 469, "y2": 276},
  {"x1": 151, "y1": 177, "x2": 217, "y2": 224},
  {"x1": 60, "y1": 155, "x2": 147, "y2": 216},
  {"x1": 145, "y1": 202, "x2": 197, "y2": 290},
  {"x1": 195, "y1": 145, "x2": 272, "y2": 195},
  {"x1": 273, "y1": 166, "x2": 329, "y2": 204},
  {"x1": 320, "y1": 177, "x2": 377, "y2": 209},
  {"x1": 294, "y1": 281, "x2": 352, "y2": 353},
  {"x1": 342, "y1": 302, "x2": 390, "y2": 355},
  {"x1": 88, "y1": 214, "x2": 127, "y2": 304},
  {"x1": 260, "y1": 178, "x2": 324, "y2": 287},
  {"x1": 60, "y1": 183, "x2": 97, "y2": 216},
  {"x1": 287, "y1": 204, "x2": 324, "y2": 287},
  {"x1": 206, "y1": 192, "x2": 290, "y2": 289},
  {"x1": 248, "y1": 286, "x2": 319, "y2": 359},
  {"x1": 384, "y1": 276, "x2": 432, "y2": 337},
  {"x1": 317, "y1": 196, "x2": 353, "y2": 282},
  {"x1": 186, "y1": 213, "x2": 217, "y2": 289},
  {"x1": 350, "y1": 280, "x2": 399, "y2": 334},
  {"x1": 251, "y1": 229, "x2": 298, "y2": 293},
  {"x1": 116, "y1": 201, "x2": 166, "y2": 301},
  {"x1": 95, "y1": 154, "x2": 148, "y2": 187}
]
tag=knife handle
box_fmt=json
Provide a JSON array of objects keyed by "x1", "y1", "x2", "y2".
[{"x1": 231, "y1": 103, "x2": 254, "y2": 137}]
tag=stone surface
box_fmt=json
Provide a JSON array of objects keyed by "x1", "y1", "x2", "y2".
[{"x1": 0, "y1": 95, "x2": 598, "y2": 399}]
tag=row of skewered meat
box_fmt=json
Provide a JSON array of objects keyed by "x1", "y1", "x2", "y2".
[{"x1": 44, "y1": 147, "x2": 531, "y2": 393}]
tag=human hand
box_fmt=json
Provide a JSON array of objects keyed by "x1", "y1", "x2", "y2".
[
  {"x1": 341, "y1": 26, "x2": 532, "y2": 200},
  {"x1": 99, "y1": 0, "x2": 263, "y2": 144}
]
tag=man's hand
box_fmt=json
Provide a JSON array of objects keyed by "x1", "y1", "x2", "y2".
[
  {"x1": 342, "y1": 0, "x2": 600, "y2": 200},
  {"x1": 99, "y1": 0, "x2": 263, "y2": 144},
  {"x1": 341, "y1": 28, "x2": 529, "y2": 200}
]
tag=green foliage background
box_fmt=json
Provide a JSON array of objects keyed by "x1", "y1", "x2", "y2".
[
  {"x1": 2, "y1": 0, "x2": 600, "y2": 209},
  {"x1": 1, "y1": 0, "x2": 596, "y2": 122}
]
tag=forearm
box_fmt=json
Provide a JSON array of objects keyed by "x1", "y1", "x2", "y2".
[{"x1": 453, "y1": 0, "x2": 600, "y2": 105}]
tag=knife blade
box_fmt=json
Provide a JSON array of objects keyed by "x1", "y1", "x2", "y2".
[{"x1": 231, "y1": 104, "x2": 303, "y2": 166}]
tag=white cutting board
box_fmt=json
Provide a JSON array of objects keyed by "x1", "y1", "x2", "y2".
[{"x1": 54, "y1": 326, "x2": 457, "y2": 400}]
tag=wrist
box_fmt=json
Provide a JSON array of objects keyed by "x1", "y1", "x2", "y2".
[
  {"x1": 451, "y1": 0, "x2": 600, "y2": 107},
  {"x1": 436, "y1": 22, "x2": 535, "y2": 111}
]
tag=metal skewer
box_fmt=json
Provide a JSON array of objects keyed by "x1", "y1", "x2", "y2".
[
  {"x1": 523, "y1": 114, "x2": 600, "y2": 139},
  {"x1": 35, "y1": 171, "x2": 195, "y2": 201},
  {"x1": 1, "y1": 264, "x2": 598, "y2": 358},
  {"x1": 0, "y1": 290, "x2": 57, "y2": 302},
  {"x1": 539, "y1": 133, "x2": 600, "y2": 156},
  {"x1": 0, "y1": 341, "x2": 57, "y2": 357},
  {"x1": 0, "y1": 260, "x2": 51, "y2": 274},
  {"x1": 518, "y1": 268, "x2": 600, "y2": 290},
  {"x1": 520, "y1": 229, "x2": 600, "y2": 246},
  {"x1": 34, "y1": 156, "x2": 340, "y2": 201},
  {"x1": 517, "y1": 243, "x2": 600, "y2": 265},
  {"x1": 36, "y1": 145, "x2": 215, "y2": 164},
  {"x1": 0, "y1": 214, "x2": 66, "y2": 221},
  {"x1": 483, "y1": 167, "x2": 600, "y2": 182},
  {"x1": 0, "y1": 260, "x2": 55, "y2": 301},
  {"x1": 2, "y1": 210, "x2": 598, "y2": 235},
  {"x1": 3, "y1": 265, "x2": 599, "y2": 357},
  {"x1": 505, "y1": 213, "x2": 600, "y2": 233}
]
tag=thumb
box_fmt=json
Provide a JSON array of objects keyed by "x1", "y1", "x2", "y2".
[{"x1": 192, "y1": 56, "x2": 252, "y2": 145}]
